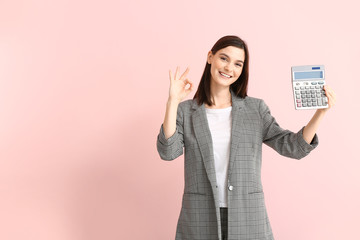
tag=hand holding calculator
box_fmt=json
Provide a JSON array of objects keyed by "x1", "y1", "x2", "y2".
[{"x1": 291, "y1": 65, "x2": 329, "y2": 110}]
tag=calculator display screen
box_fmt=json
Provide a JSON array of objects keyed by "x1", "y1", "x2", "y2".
[{"x1": 294, "y1": 71, "x2": 323, "y2": 80}]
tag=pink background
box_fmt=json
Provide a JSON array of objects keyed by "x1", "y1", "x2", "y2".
[{"x1": 0, "y1": 0, "x2": 359, "y2": 239}]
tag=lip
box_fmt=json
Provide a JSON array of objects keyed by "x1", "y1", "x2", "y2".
[{"x1": 219, "y1": 71, "x2": 232, "y2": 78}]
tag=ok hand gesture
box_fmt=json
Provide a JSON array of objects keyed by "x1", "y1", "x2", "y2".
[{"x1": 168, "y1": 66, "x2": 193, "y2": 104}]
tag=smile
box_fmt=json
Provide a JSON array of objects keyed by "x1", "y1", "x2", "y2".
[{"x1": 219, "y1": 71, "x2": 232, "y2": 78}]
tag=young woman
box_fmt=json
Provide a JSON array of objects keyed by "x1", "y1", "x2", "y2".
[{"x1": 156, "y1": 35, "x2": 336, "y2": 240}]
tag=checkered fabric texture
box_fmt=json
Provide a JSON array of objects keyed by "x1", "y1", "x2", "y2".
[{"x1": 157, "y1": 90, "x2": 319, "y2": 240}]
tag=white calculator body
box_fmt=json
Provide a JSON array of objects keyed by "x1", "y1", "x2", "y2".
[{"x1": 291, "y1": 65, "x2": 328, "y2": 110}]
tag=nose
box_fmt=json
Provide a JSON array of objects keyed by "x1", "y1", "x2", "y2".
[{"x1": 224, "y1": 63, "x2": 233, "y2": 72}]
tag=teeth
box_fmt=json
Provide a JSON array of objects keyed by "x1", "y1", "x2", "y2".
[{"x1": 220, "y1": 72, "x2": 231, "y2": 78}]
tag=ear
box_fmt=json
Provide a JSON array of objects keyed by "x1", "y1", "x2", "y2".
[{"x1": 207, "y1": 51, "x2": 213, "y2": 64}]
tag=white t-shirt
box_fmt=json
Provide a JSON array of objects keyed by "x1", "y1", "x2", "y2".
[{"x1": 205, "y1": 106, "x2": 232, "y2": 208}]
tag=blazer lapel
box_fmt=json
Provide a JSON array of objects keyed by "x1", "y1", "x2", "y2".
[
  {"x1": 191, "y1": 101, "x2": 218, "y2": 193},
  {"x1": 228, "y1": 92, "x2": 245, "y2": 179}
]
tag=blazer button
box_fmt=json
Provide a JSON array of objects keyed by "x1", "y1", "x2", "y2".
[{"x1": 228, "y1": 185, "x2": 234, "y2": 191}]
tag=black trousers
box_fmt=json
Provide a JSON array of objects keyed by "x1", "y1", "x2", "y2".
[{"x1": 220, "y1": 207, "x2": 228, "y2": 240}]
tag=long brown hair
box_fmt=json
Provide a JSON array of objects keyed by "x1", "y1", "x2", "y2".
[{"x1": 193, "y1": 35, "x2": 249, "y2": 106}]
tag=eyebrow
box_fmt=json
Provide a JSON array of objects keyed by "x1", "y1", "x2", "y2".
[{"x1": 219, "y1": 53, "x2": 244, "y2": 63}]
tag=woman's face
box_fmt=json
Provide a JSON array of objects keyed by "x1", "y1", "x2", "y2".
[{"x1": 207, "y1": 46, "x2": 245, "y2": 88}]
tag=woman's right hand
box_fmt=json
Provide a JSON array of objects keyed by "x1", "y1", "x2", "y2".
[{"x1": 168, "y1": 66, "x2": 193, "y2": 104}]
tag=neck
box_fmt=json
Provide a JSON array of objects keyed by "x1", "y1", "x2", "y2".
[{"x1": 207, "y1": 86, "x2": 232, "y2": 109}]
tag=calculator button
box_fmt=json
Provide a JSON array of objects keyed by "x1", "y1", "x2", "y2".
[
  {"x1": 317, "y1": 99, "x2": 322, "y2": 105},
  {"x1": 315, "y1": 86, "x2": 320, "y2": 89},
  {"x1": 295, "y1": 87, "x2": 300, "y2": 90},
  {"x1": 318, "y1": 81, "x2": 324, "y2": 84},
  {"x1": 297, "y1": 103, "x2": 301, "y2": 107},
  {"x1": 310, "y1": 90, "x2": 315, "y2": 93},
  {"x1": 301, "y1": 90, "x2": 305, "y2": 94},
  {"x1": 295, "y1": 91, "x2": 300, "y2": 94},
  {"x1": 305, "y1": 86, "x2": 310, "y2": 89},
  {"x1": 310, "y1": 86, "x2": 315, "y2": 89},
  {"x1": 302, "y1": 103, "x2": 307, "y2": 107},
  {"x1": 300, "y1": 87, "x2": 305, "y2": 90},
  {"x1": 296, "y1": 99, "x2": 301, "y2": 103},
  {"x1": 296, "y1": 95, "x2": 300, "y2": 99},
  {"x1": 306, "y1": 94, "x2": 310, "y2": 98},
  {"x1": 312, "y1": 99, "x2": 316, "y2": 102},
  {"x1": 316, "y1": 94, "x2": 321, "y2": 97},
  {"x1": 311, "y1": 82, "x2": 317, "y2": 85},
  {"x1": 312, "y1": 103, "x2": 317, "y2": 106}
]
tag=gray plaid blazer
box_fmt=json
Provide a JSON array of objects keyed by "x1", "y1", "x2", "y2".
[{"x1": 157, "y1": 90, "x2": 318, "y2": 240}]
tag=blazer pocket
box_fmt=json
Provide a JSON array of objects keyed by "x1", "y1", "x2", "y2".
[
  {"x1": 247, "y1": 191, "x2": 264, "y2": 195},
  {"x1": 247, "y1": 191, "x2": 265, "y2": 199},
  {"x1": 183, "y1": 192, "x2": 207, "y2": 196}
]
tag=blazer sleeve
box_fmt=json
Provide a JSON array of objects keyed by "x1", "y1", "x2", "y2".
[
  {"x1": 156, "y1": 103, "x2": 184, "y2": 160},
  {"x1": 259, "y1": 99, "x2": 319, "y2": 160}
]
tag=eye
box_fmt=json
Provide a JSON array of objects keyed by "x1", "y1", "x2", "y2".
[
  {"x1": 236, "y1": 63, "x2": 243, "y2": 67},
  {"x1": 220, "y1": 57, "x2": 227, "y2": 61}
]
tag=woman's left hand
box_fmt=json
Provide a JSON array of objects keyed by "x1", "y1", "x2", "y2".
[{"x1": 319, "y1": 85, "x2": 336, "y2": 113}]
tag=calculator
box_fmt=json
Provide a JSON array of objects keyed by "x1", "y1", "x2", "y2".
[{"x1": 291, "y1": 65, "x2": 328, "y2": 110}]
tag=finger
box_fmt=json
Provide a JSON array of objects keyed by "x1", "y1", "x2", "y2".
[
  {"x1": 179, "y1": 67, "x2": 190, "y2": 81},
  {"x1": 185, "y1": 82, "x2": 194, "y2": 93},
  {"x1": 327, "y1": 92, "x2": 336, "y2": 107},
  {"x1": 327, "y1": 90, "x2": 335, "y2": 100},
  {"x1": 169, "y1": 69, "x2": 173, "y2": 82},
  {"x1": 329, "y1": 89, "x2": 336, "y2": 100},
  {"x1": 183, "y1": 77, "x2": 192, "y2": 86},
  {"x1": 324, "y1": 85, "x2": 336, "y2": 97},
  {"x1": 184, "y1": 78, "x2": 193, "y2": 85},
  {"x1": 323, "y1": 86, "x2": 333, "y2": 98},
  {"x1": 175, "y1": 66, "x2": 180, "y2": 80},
  {"x1": 189, "y1": 82, "x2": 194, "y2": 91},
  {"x1": 326, "y1": 88, "x2": 336, "y2": 102},
  {"x1": 185, "y1": 80, "x2": 194, "y2": 91}
]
